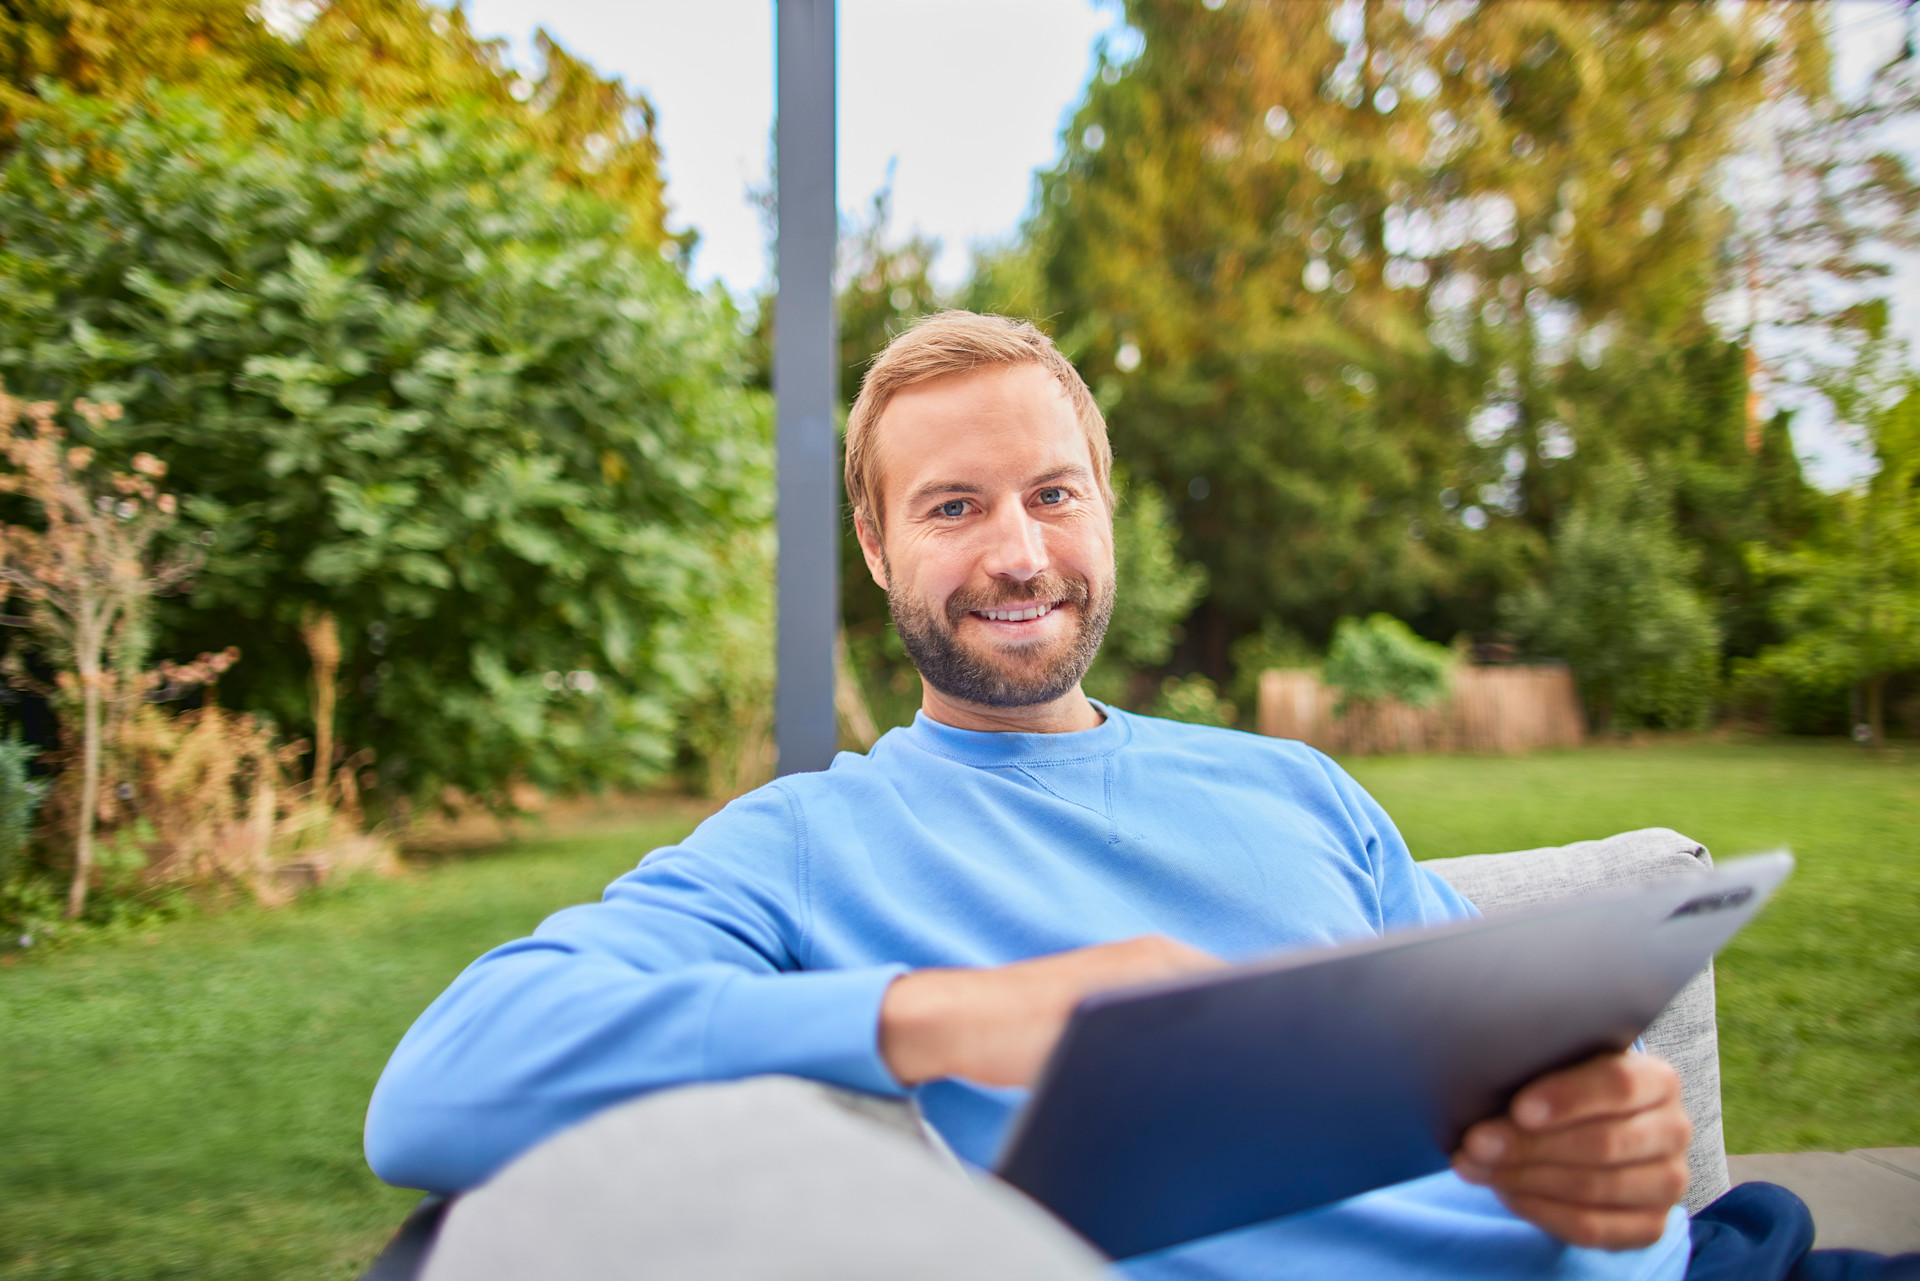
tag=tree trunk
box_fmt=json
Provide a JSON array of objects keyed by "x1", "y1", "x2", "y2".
[
  {"x1": 66, "y1": 650, "x2": 103, "y2": 919},
  {"x1": 302, "y1": 610, "x2": 340, "y2": 800},
  {"x1": 1867, "y1": 672, "x2": 1887, "y2": 748}
]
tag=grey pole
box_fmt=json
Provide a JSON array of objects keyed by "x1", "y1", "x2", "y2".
[{"x1": 774, "y1": 0, "x2": 839, "y2": 775}]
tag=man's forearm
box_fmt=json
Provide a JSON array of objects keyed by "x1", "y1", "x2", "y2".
[{"x1": 879, "y1": 935, "x2": 1223, "y2": 1087}]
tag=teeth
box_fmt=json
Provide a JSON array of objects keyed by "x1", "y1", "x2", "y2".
[{"x1": 979, "y1": 602, "x2": 1054, "y2": 622}]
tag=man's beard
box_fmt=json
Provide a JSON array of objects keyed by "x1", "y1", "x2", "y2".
[{"x1": 886, "y1": 564, "x2": 1115, "y2": 709}]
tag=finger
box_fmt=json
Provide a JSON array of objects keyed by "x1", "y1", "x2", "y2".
[
  {"x1": 1495, "y1": 1192, "x2": 1675, "y2": 1251},
  {"x1": 1459, "y1": 1103, "x2": 1691, "y2": 1169},
  {"x1": 1508, "y1": 1052, "x2": 1679, "y2": 1132},
  {"x1": 1473, "y1": 1156, "x2": 1690, "y2": 1210}
]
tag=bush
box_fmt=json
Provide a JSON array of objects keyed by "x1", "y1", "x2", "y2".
[
  {"x1": 0, "y1": 88, "x2": 770, "y2": 802},
  {"x1": 1322, "y1": 614, "x2": 1453, "y2": 714},
  {"x1": 1507, "y1": 477, "x2": 1721, "y2": 731},
  {"x1": 1148, "y1": 674, "x2": 1237, "y2": 727},
  {"x1": 1083, "y1": 467, "x2": 1207, "y2": 707}
]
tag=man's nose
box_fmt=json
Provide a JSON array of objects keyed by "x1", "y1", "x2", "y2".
[{"x1": 979, "y1": 501, "x2": 1049, "y2": 582}]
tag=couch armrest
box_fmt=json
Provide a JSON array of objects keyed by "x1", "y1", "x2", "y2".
[{"x1": 1423, "y1": 827, "x2": 1730, "y2": 1211}]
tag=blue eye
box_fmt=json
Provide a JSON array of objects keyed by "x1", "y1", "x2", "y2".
[
  {"x1": 1037, "y1": 487, "x2": 1065, "y2": 505},
  {"x1": 938, "y1": 499, "x2": 967, "y2": 518}
]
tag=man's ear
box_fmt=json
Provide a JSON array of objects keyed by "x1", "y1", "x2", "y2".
[{"x1": 853, "y1": 511, "x2": 889, "y2": 590}]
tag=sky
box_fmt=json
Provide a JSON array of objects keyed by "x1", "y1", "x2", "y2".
[
  {"x1": 460, "y1": 0, "x2": 1118, "y2": 295},
  {"x1": 457, "y1": 0, "x2": 1916, "y2": 487}
]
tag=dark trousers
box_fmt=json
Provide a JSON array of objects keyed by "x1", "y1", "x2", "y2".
[{"x1": 1688, "y1": 1183, "x2": 1920, "y2": 1281}]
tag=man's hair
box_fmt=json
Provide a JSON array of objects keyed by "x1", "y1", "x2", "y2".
[{"x1": 843, "y1": 311, "x2": 1114, "y2": 531}]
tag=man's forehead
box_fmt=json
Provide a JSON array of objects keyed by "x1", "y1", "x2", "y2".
[{"x1": 872, "y1": 365, "x2": 1086, "y2": 490}]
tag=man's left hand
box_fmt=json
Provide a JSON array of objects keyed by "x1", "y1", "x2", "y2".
[{"x1": 1452, "y1": 1051, "x2": 1691, "y2": 1250}]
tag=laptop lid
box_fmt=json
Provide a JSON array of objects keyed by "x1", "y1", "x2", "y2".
[{"x1": 995, "y1": 852, "x2": 1792, "y2": 1260}]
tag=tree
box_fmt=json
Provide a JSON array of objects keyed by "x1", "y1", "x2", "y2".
[
  {"x1": 0, "y1": 0, "x2": 671, "y2": 247},
  {"x1": 1744, "y1": 379, "x2": 1920, "y2": 745},
  {"x1": 0, "y1": 389, "x2": 202, "y2": 915},
  {"x1": 0, "y1": 88, "x2": 770, "y2": 802},
  {"x1": 1020, "y1": 0, "x2": 1836, "y2": 674},
  {"x1": 1506, "y1": 472, "x2": 1720, "y2": 731},
  {"x1": 1719, "y1": 16, "x2": 1920, "y2": 452}
]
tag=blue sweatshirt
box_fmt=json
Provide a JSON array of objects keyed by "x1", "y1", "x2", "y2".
[{"x1": 366, "y1": 707, "x2": 1690, "y2": 1281}]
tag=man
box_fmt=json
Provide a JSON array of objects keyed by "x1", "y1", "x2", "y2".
[{"x1": 367, "y1": 312, "x2": 1696, "y2": 1280}]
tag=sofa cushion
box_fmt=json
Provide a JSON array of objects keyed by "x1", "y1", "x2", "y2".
[
  {"x1": 1423, "y1": 827, "x2": 1730, "y2": 1211},
  {"x1": 422, "y1": 1077, "x2": 1105, "y2": 1281}
]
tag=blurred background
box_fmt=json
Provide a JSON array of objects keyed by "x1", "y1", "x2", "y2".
[{"x1": 0, "y1": 2, "x2": 1917, "y2": 1278}]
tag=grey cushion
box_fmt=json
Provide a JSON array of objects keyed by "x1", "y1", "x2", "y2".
[
  {"x1": 421, "y1": 1076, "x2": 1104, "y2": 1281},
  {"x1": 1424, "y1": 827, "x2": 1730, "y2": 1211}
]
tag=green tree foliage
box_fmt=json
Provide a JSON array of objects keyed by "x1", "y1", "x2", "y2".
[
  {"x1": 1743, "y1": 380, "x2": 1920, "y2": 745},
  {"x1": 1507, "y1": 474, "x2": 1720, "y2": 730},
  {"x1": 1322, "y1": 613, "x2": 1452, "y2": 713},
  {"x1": 1023, "y1": 0, "x2": 1833, "y2": 672},
  {"x1": 0, "y1": 0, "x2": 670, "y2": 246},
  {"x1": 1535, "y1": 331, "x2": 1819, "y2": 663},
  {"x1": 1083, "y1": 467, "x2": 1208, "y2": 707},
  {"x1": 0, "y1": 88, "x2": 769, "y2": 800}
]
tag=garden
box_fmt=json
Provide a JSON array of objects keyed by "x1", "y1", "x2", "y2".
[
  {"x1": 4, "y1": 742, "x2": 1915, "y2": 1280},
  {"x1": 0, "y1": 0, "x2": 1917, "y2": 1276}
]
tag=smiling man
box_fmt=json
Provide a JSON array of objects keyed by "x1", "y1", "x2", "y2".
[{"x1": 366, "y1": 313, "x2": 1698, "y2": 1280}]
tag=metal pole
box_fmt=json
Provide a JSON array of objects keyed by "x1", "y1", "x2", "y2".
[{"x1": 774, "y1": 0, "x2": 839, "y2": 775}]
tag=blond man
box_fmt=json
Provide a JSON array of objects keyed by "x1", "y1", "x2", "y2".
[{"x1": 369, "y1": 313, "x2": 1697, "y2": 1281}]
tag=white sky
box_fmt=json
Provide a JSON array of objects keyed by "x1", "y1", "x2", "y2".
[
  {"x1": 456, "y1": 0, "x2": 1915, "y2": 486},
  {"x1": 459, "y1": 0, "x2": 1118, "y2": 295}
]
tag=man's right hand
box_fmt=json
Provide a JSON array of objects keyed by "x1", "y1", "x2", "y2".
[{"x1": 879, "y1": 935, "x2": 1223, "y2": 1087}]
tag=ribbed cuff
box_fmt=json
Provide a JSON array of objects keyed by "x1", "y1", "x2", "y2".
[{"x1": 704, "y1": 964, "x2": 911, "y2": 1097}]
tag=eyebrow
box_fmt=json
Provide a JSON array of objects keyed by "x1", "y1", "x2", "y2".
[{"x1": 902, "y1": 466, "x2": 1095, "y2": 512}]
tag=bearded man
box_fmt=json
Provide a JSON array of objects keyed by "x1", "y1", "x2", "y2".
[{"x1": 365, "y1": 313, "x2": 1702, "y2": 1281}]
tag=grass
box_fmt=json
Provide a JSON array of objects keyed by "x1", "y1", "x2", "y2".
[
  {"x1": 1347, "y1": 738, "x2": 1920, "y2": 1156},
  {"x1": 1, "y1": 740, "x2": 1914, "y2": 1278},
  {"x1": 0, "y1": 807, "x2": 712, "y2": 1281}
]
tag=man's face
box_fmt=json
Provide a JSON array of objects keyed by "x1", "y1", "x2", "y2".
[{"x1": 856, "y1": 363, "x2": 1116, "y2": 710}]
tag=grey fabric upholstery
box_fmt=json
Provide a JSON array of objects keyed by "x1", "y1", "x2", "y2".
[
  {"x1": 421, "y1": 1077, "x2": 1104, "y2": 1281},
  {"x1": 1424, "y1": 827, "x2": 1731, "y2": 1211}
]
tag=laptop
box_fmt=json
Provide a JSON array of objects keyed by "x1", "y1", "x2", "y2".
[{"x1": 994, "y1": 851, "x2": 1793, "y2": 1259}]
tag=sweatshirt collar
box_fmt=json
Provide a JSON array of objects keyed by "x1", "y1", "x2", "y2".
[{"x1": 899, "y1": 701, "x2": 1132, "y2": 767}]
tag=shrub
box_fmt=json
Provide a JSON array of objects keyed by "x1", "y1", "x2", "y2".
[
  {"x1": 1083, "y1": 468, "x2": 1207, "y2": 708},
  {"x1": 1507, "y1": 476, "x2": 1721, "y2": 731},
  {"x1": 0, "y1": 87, "x2": 771, "y2": 803},
  {"x1": 1148, "y1": 674, "x2": 1238, "y2": 728},
  {"x1": 1322, "y1": 614, "x2": 1453, "y2": 714}
]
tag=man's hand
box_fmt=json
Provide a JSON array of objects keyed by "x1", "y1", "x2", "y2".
[
  {"x1": 879, "y1": 935, "x2": 1223, "y2": 1087},
  {"x1": 1453, "y1": 1052, "x2": 1691, "y2": 1250}
]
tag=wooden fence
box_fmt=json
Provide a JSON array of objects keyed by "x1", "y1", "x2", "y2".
[{"x1": 1256, "y1": 665, "x2": 1586, "y2": 755}]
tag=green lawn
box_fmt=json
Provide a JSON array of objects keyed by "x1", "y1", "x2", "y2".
[
  {"x1": 2, "y1": 741, "x2": 1915, "y2": 1279},
  {"x1": 0, "y1": 811, "x2": 712, "y2": 1281},
  {"x1": 1347, "y1": 739, "x2": 1920, "y2": 1157}
]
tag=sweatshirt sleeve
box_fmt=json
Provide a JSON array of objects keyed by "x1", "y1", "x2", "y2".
[
  {"x1": 1311, "y1": 750, "x2": 1479, "y2": 931},
  {"x1": 363, "y1": 783, "x2": 907, "y2": 1194}
]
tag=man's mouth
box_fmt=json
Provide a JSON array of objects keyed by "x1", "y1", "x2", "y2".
[{"x1": 972, "y1": 601, "x2": 1058, "y2": 623}]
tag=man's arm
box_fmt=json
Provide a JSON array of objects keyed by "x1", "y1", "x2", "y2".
[
  {"x1": 880, "y1": 934, "x2": 1224, "y2": 1085},
  {"x1": 883, "y1": 945, "x2": 1691, "y2": 1251},
  {"x1": 364, "y1": 789, "x2": 905, "y2": 1194}
]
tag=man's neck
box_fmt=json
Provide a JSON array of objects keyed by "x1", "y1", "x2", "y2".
[{"x1": 918, "y1": 683, "x2": 1106, "y2": 735}]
